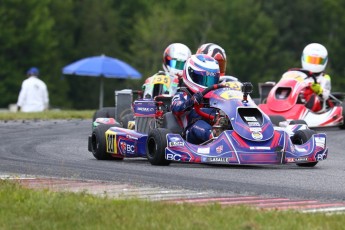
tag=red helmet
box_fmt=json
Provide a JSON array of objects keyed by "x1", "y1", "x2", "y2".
[
  {"x1": 196, "y1": 43, "x2": 227, "y2": 76},
  {"x1": 182, "y1": 54, "x2": 220, "y2": 94}
]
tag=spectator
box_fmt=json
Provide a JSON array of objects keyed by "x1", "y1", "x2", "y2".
[{"x1": 17, "y1": 67, "x2": 49, "y2": 112}]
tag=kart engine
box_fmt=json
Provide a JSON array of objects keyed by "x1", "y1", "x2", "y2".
[{"x1": 212, "y1": 110, "x2": 230, "y2": 137}]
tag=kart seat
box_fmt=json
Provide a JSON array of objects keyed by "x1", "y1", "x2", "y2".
[{"x1": 162, "y1": 112, "x2": 184, "y2": 134}]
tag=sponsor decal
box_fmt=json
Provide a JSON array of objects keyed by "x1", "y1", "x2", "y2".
[
  {"x1": 166, "y1": 153, "x2": 182, "y2": 161},
  {"x1": 251, "y1": 131, "x2": 263, "y2": 140},
  {"x1": 316, "y1": 152, "x2": 327, "y2": 161},
  {"x1": 295, "y1": 146, "x2": 307, "y2": 152},
  {"x1": 126, "y1": 134, "x2": 138, "y2": 140},
  {"x1": 248, "y1": 121, "x2": 260, "y2": 126},
  {"x1": 169, "y1": 141, "x2": 184, "y2": 147},
  {"x1": 197, "y1": 147, "x2": 210, "y2": 154},
  {"x1": 250, "y1": 127, "x2": 262, "y2": 132},
  {"x1": 244, "y1": 116, "x2": 257, "y2": 122},
  {"x1": 216, "y1": 145, "x2": 223, "y2": 154},
  {"x1": 315, "y1": 137, "x2": 326, "y2": 148},
  {"x1": 136, "y1": 107, "x2": 155, "y2": 112},
  {"x1": 118, "y1": 139, "x2": 136, "y2": 155},
  {"x1": 249, "y1": 146, "x2": 271, "y2": 150},
  {"x1": 286, "y1": 157, "x2": 308, "y2": 162},
  {"x1": 205, "y1": 157, "x2": 229, "y2": 163}
]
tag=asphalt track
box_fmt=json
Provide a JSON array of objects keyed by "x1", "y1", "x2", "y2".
[{"x1": 0, "y1": 119, "x2": 344, "y2": 202}]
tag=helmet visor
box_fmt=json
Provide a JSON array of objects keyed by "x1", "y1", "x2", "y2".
[
  {"x1": 166, "y1": 59, "x2": 186, "y2": 70},
  {"x1": 303, "y1": 55, "x2": 327, "y2": 65},
  {"x1": 188, "y1": 67, "x2": 220, "y2": 87}
]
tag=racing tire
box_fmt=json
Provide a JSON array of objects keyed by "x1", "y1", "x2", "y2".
[
  {"x1": 269, "y1": 115, "x2": 286, "y2": 126},
  {"x1": 290, "y1": 129, "x2": 318, "y2": 167},
  {"x1": 146, "y1": 128, "x2": 171, "y2": 166},
  {"x1": 339, "y1": 101, "x2": 345, "y2": 129},
  {"x1": 91, "y1": 124, "x2": 123, "y2": 161},
  {"x1": 120, "y1": 113, "x2": 134, "y2": 129},
  {"x1": 92, "y1": 107, "x2": 116, "y2": 122},
  {"x1": 289, "y1": 120, "x2": 307, "y2": 125}
]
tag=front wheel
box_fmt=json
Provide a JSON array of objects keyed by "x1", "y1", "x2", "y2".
[
  {"x1": 146, "y1": 128, "x2": 171, "y2": 166},
  {"x1": 91, "y1": 124, "x2": 123, "y2": 160},
  {"x1": 290, "y1": 129, "x2": 318, "y2": 167}
]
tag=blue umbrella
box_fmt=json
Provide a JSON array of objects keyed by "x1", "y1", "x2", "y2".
[{"x1": 62, "y1": 55, "x2": 142, "y2": 109}]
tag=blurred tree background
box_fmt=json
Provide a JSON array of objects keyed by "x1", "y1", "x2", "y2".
[{"x1": 1, "y1": 0, "x2": 345, "y2": 109}]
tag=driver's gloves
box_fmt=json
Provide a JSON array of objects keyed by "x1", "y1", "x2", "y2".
[
  {"x1": 181, "y1": 92, "x2": 203, "y2": 111},
  {"x1": 192, "y1": 92, "x2": 203, "y2": 105},
  {"x1": 311, "y1": 83, "x2": 323, "y2": 95}
]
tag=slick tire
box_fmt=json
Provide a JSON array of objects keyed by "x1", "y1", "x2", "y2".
[
  {"x1": 120, "y1": 113, "x2": 134, "y2": 129},
  {"x1": 289, "y1": 120, "x2": 307, "y2": 125},
  {"x1": 269, "y1": 115, "x2": 286, "y2": 126},
  {"x1": 91, "y1": 124, "x2": 123, "y2": 160},
  {"x1": 92, "y1": 107, "x2": 116, "y2": 122},
  {"x1": 290, "y1": 129, "x2": 318, "y2": 167},
  {"x1": 146, "y1": 128, "x2": 171, "y2": 166}
]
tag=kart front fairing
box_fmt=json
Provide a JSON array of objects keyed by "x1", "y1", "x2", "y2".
[
  {"x1": 165, "y1": 128, "x2": 327, "y2": 165},
  {"x1": 207, "y1": 88, "x2": 274, "y2": 142},
  {"x1": 165, "y1": 87, "x2": 328, "y2": 165}
]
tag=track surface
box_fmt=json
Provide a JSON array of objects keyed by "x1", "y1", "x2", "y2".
[{"x1": 0, "y1": 119, "x2": 344, "y2": 202}]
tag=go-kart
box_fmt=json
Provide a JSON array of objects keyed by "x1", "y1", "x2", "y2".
[
  {"x1": 258, "y1": 69, "x2": 345, "y2": 129},
  {"x1": 88, "y1": 82, "x2": 328, "y2": 167}
]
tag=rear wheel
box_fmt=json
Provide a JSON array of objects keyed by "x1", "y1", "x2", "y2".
[
  {"x1": 91, "y1": 124, "x2": 123, "y2": 160},
  {"x1": 92, "y1": 107, "x2": 116, "y2": 122},
  {"x1": 146, "y1": 128, "x2": 171, "y2": 166},
  {"x1": 290, "y1": 129, "x2": 318, "y2": 167},
  {"x1": 120, "y1": 113, "x2": 134, "y2": 129}
]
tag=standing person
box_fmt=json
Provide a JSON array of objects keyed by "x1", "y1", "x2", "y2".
[
  {"x1": 17, "y1": 67, "x2": 49, "y2": 112},
  {"x1": 171, "y1": 54, "x2": 220, "y2": 144}
]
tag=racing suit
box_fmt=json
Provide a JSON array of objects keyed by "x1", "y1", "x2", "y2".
[
  {"x1": 290, "y1": 68, "x2": 331, "y2": 111},
  {"x1": 170, "y1": 89, "x2": 216, "y2": 144}
]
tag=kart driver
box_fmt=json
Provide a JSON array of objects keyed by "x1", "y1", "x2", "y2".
[
  {"x1": 196, "y1": 43, "x2": 242, "y2": 88},
  {"x1": 294, "y1": 43, "x2": 331, "y2": 111},
  {"x1": 143, "y1": 43, "x2": 192, "y2": 97},
  {"x1": 171, "y1": 54, "x2": 220, "y2": 144}
]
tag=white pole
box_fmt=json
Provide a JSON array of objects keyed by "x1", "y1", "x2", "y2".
[{"x1": 99, "y1": 77, "x2": 104, "y2": 109}]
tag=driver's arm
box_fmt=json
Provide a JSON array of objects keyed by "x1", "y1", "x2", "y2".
[{"x1": 171, "y1": 92, "x2": 192, "y2": 113}]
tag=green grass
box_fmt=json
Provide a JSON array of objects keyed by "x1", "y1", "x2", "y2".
[
  {"x1": 0, "y1": 110, "x2": 94, "y2": 120},
  {"x1": 0, "y1": 180, "x2": 344, "y2": 230}
]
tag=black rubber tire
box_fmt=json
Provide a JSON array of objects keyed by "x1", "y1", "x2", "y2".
[
  {"x1": 92, "y1": 107, "x2": 116, "y2": 122},
  {"x1": 120, "y1": 113, "x2": 134, "y2": 128},
  {"x1": 146, "y1": 128, "x2": 171, "y2": 166},
  {"x1": 289, "y1": 120, "x2": 307, "y2": 125},
  {"x1": 339, "y1": 101, "x2": 345, "y2": 129},
  {"x1": 290, "y1": 129, "x2": 318, "y2": 167},
  {"x1": 91, "y1": 124, "x2": 123, "y2": 160},
  {"x1": 269, "y1": 115, "x2": 286, "y2": 126}
]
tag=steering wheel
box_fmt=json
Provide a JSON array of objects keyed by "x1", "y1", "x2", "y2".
[
  {"x1": 293, "y1": 68, "x2": 317, "y2": 84},
  {"x1": 194, "y1": 84, "x2": 228, "y2": 120}
]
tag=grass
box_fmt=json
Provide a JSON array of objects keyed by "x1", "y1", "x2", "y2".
[
  {"x1": 0, "y1": 180, "x2": 344, "y2": 230},
  {"x1": 0, "y1": 110, "x2": 95, "y2": 120}
]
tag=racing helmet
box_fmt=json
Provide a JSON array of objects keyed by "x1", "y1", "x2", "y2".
[
  {"x1": 163, "y1": 43, "x2": 192, "y2": 77},
  {"x1": 196, "y1": 43, "x2": 227, "y2": 76},
  {"x1": 142, "y1": 72, "x2": 173, "y2": 98},
  {"x1": 301, "y1": 43, "x2": 328, "y2": 73},
  {"x1": 182, "y1": 54, "x2": 220, "y2": 94}
]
